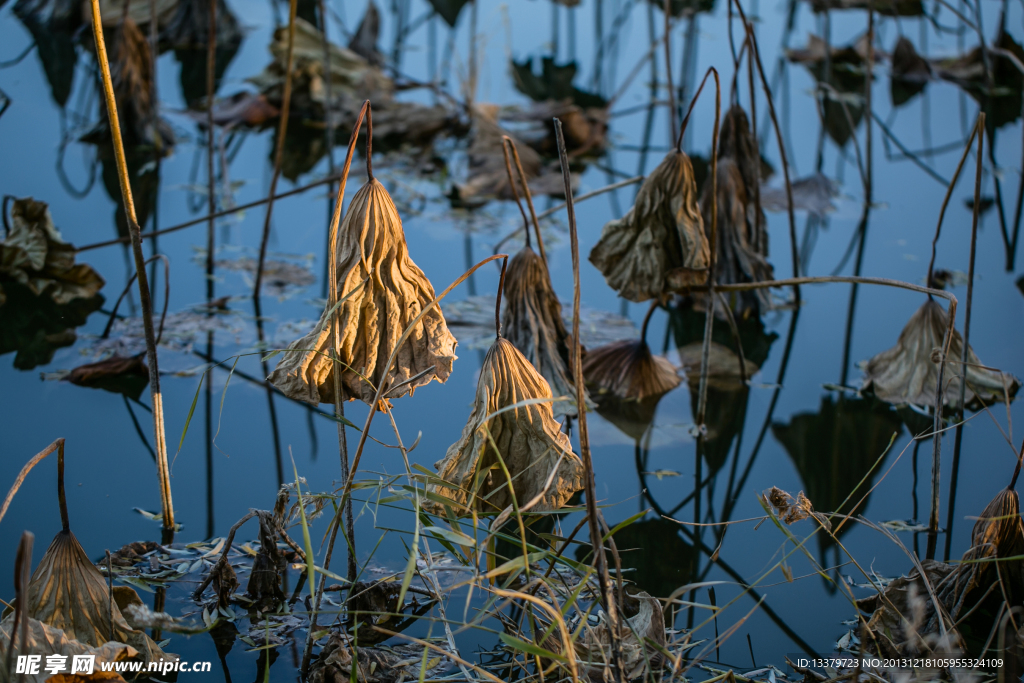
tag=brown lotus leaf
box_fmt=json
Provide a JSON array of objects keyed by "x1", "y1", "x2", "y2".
[
  {"x1": 955, "y1": 484, "x2": 1024, "y2": 606},
  {"x1": 589, "y1": 151, "x2": 709, "y2": 302},
  {"x1": 701, "y1": 106, "x2": 773, "y2": 314},
  {"x1": 23, "y1": 530, "x2": 171, "y2": 667},
  {"x1": 268, "y1": 178, "x2": 457, "y2": 405},
  {"x1": 62, "y1": 355, "x2": 148, "y2": 400},
  {"x1": 570, "y1": 591, "x2": 666, "y2": 682},
  {"x1": 861, "y1": 298, "x2": 1021, "y2": 409},
  {"x1": 107, "y1": 541, "x2": 158, "y2": 568},
  {"x1": 0, "y1": 198, "x2": 105, "y2": 306},
  {"x1": 583, "y1": 339, "x2": 680, "y2": 402},
  {"x1": 428, "y1": 337, "x2": 584, "y2": 515},
  {"x1": 502, "y1": 246, "x2": 590, "y2": 417},
  {"x1": 765, "y1": 486, "x2": 831, "y2": 530},
  {"x1": 210, "y1": 557, "x2": 238, "y2": 609},
  {"x1": 309, "y1": 633, "x2": 451, "y2": 683},
  {"x1": 0, "y1": 615, "x2": 135, "y2": 683}
]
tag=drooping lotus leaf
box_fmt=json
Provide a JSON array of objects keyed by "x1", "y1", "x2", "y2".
[
  {"x1": 24, "y1": 530, "x2": 170, "y2": 666},
  {"x1": 269, "y1": 178, "x2": 458, "y2": 406},
  {"x1": 583, "y1": 339, "x2": 680, "y2": 402},
  {"x1": 590, "y1": 151, "x2": 709, "y2": 302},
  {"x1": 861, "y1": 298, "x2": 1020, "y2": 409},
  {"x1": 701, "y1": 106, "x2": 773, "y2": 314},
  {"x1": 428, "y1": 337, "x2": 585, "y2": 515},
  {"x1": 502, "y1": 246, "x2": 589, "y2": 417}
]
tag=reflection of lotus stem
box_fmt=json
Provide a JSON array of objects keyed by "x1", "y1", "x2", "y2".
[
  {"x1": 88, "y1": 0, "x2": 174, "y2": 537},
  {"x1": 254, "y1": 0, "x2": 298, "y2": 295},
  {"x1": 944, "y1": 112, "x2": 986, "y2": 560},
  {"x1": 554, "y1": 117, "x2": 627, "y2": 682}
]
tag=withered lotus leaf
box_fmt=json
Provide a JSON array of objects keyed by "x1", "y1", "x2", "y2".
[
  {"x1": 0, "y1": 615, "x2": 136, "y2": 683},
  {"x1": 502, "y1": 246, "x2": 589, "y2": 417},
  {"x1": 0, "y1": 197, "x2": 104, "y2": 306},
  {"x1": 24, "y1": 530, "x2": 171, "y2": 666},
  {"x1": 589, "y1": 151, "x2": 709, "y2": 302},
  {"x1": 269, "y1": 178, "x2": 458, "y2": 405},
  {"x1": 428, "y1": 338, "x2": 584, "y2": 514},
  {"x1": 582, "y1": 339, "x2": 680, "y2": 402},
  {"x1": 570, "y1": 591, "x2": 666, "y2": 682},
  {"x1": 701, "y1": 106, "x2": 773, "y2": 313},
  {"x1": 861, "y1": 298, "x2": 1020, "y2": 408}
]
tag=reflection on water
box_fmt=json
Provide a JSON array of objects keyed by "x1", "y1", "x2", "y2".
[{"x1": 2, "y1": 0, "x2": 1024, "y2": 675}]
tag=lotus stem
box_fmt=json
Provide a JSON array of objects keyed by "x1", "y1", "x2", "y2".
[
  {"x1": 79, "y1": 174, "x2": 352, "y2": 252},
  {"x1": 500, "y1": 138, "x2": 533, "y2": 250},
  {"x1": 495, "y1": 256, "x2": 508, "y2": 338},
  {"x1": 302, "y1": 102, "x2": 371, "y2": 678},
  {"x1": 743, "y1": 21, "x2": 800, "y2": 304},
  {"x1": 88, "y1": 0, "x2": 174, "y2": 536},
  {"x1": 695, "y1": 66, "x2": 721, "y2": 428},
  {"x1": 945, "y1": 111, "x2": 986, "y2": 560},
  {"x1": 664, "y1": 0, "x2": 677, "y2": 144},
  {"x1": 0, "y1": 439, "x2": 65, "y2": 528},
  {"x1": 506, "y1": 137, "x2": 546, "y2": 267},
  {"x1": 926, "y1": 119, "x2": 981, "y2": 288},
  {"x1": 1009, "y1": 437, "x2": 1024, "y2": 490},
  {"x1": 554, "y1": 116, "x2": 627, "y2": 682},
  {"x1": 254, "y1": 0, "x2": 298, "y2": 295},
  {"x1": 100, "y1": 255, "x2": 170, "y2": 343}
]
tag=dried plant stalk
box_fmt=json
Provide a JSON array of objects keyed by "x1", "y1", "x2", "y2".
[
  {"x1": 428, "y1": 337, "x2": 584, "y2": 514},
  {"x1": 861, "y1": 298, "x2": 1020, "y2": 409},
  {"x1": 589, "y1": 151, "x2": 709, "y2": 302},
  {"x1": 269, "y1": 178, "x2": 458, "y2": 405}
]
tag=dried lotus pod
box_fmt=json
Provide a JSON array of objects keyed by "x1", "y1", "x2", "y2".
[
  {"x1": 861, "y1": 298, "x2": 1020, "y2": 409},
  {"x1": 700, "y1": 106, "x2": 773, "y2": 314},
  {"x1": 268, "y1": 177, "x2": 458, "y2": 405},
  {"x1": 582, "y1": 305, "x2": 680, "y2": 402},
  {"x1": 589, "y1": 151, "x2": 709, "y2": 302},
  {"x1": 428, "y1": 337, "x2": 585, "y2": 515}
]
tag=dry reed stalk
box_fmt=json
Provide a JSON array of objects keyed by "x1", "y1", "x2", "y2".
[
  {"x1": 88, "y1": 0, "x2": 173, "y2": 537},
  {"x1": 253, "y1": 0, "x2": 298, "y2": 295},
  {"x1": 554, "y1": 118, "x2": 627, "y2": 682}
]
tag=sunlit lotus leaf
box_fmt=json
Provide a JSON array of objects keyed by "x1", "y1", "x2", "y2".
[
  {"x1": 502, "y1": 246, "x2": 590, "y2": 417},
  {"x1": 570, "y1": 591, "x2": 666, "y2": 682},
  {"x1": 23, "y1": 530, "x2": 171, "y2": 666},
  {"x1": 583, "y1": 339, "x2": 680, "y2": 402},
  {"x1": 269, "y1": 178, "x2": 457, "y2": 405},
  {"x1": 590, "y1": 152, "x2": 709, "y2": 302},
  {"x1": 428, "y1": 338, "x2": 585, "y2": 515},
  {"x1": 861, "y1": 298, "x2": 1020, "y2": 409},
  {"x1": 0, "y1": 615, "x2": 136, "y2": 683},
  {"x1": 701, "y1": 106, "x2": 773, "y2": 314}
]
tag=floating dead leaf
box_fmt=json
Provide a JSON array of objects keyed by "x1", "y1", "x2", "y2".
[
  {"x1": 502, "y1": 246, "x2": 589, "y2": 417},
  {"x1": 765, "y1": 486, "x2": 831, "y2": 530},
  {"x1": 57, "y1": 354, "x2": 149, "y2": 400},
  {"x1": 589, "y1": 151, "x2": 709, "y2": 302},
  {"x1": 583, "y1": 339, "x2": 680, "y2": 402},
  {"x1": 269, "y1": 177, "x2": 457, "y2": 405},
  {"x1": 569, "y1": 591, "x2": 666, "y2": 681},
  {"x1": 428, "y1": 337, "x2": 585, "y2": 515},
  {"x1": 861, "y1": 298, "x2": 1021, "y2": 409},
  {"x1": 309, "y1": 634, "x2": 451, "y2": 683},
  {"x1": 760, "y1": 174, "x2": 839, "y2": 217}
]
